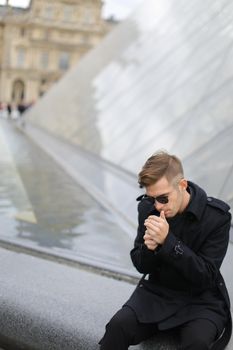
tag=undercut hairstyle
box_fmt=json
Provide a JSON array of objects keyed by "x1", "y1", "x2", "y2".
[{"x1": 138, "y1": 150, "x2": 184, "y2": 188}]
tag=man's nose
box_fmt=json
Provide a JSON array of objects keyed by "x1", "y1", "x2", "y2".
[{"x1": 154, "y1": 201, "x2": 165, "y2": 211}]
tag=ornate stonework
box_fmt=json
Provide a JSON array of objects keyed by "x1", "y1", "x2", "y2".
[{"x1": 0, "y1": 0, "x2": 115, "y2": 105}]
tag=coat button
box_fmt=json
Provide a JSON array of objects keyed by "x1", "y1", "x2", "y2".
[
  {"x1": 207, "y1": 197, "x2": 212, "y2": 202},
  {"x1": 174, "y1": 242, "x2": 183, "y2": 255}
]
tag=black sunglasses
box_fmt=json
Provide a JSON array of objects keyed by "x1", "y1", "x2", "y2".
[{"x1": 142, "y1": 194, "x2": 169, "y2": 205}]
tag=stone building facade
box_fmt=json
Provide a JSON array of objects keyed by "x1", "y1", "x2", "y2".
[{"x1": 0, "y1": 0, "x2": 114, "y2": 106}]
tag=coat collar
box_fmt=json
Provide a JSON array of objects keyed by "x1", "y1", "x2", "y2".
[{"x1": 184, "y1": 181, "x2": 207, "y2": 221}]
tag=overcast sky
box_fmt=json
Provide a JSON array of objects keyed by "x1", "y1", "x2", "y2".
[{"x1": 0, "y1": 0, "x2": 143, "y2": 20}]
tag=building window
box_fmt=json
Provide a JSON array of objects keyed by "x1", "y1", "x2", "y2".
[
  {"x1": 17, "y1": 48, "x2": 25, "y2": 67},
  {"x1": 20, "y1": 27, "x2": 26, "y2": 37},
  {"x1": 83, "y1": 8, "x2": 94, "y2": 24},
  {"x1": 44, "y1": 6, "x2": 53, "y2": 20},
  {"x1": 63, "y1": 6, "x2": 73, "y2": 22},
  {"x1": 59, "y1": 52, "x2": 70, "y2": 70},
  {"x1": 40, "y1": 52, "x2": 49, "y2": 69}
]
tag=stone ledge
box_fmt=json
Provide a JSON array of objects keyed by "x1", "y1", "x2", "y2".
[
  {"x1": 0, "y1": 246, "x2": 177, "y2": 350},
  {"x1": 0, "y1": 245, "x2": 232, "y2": 350}
]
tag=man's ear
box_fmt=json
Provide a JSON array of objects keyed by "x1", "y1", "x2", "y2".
[{"x1": 180, "y1": 178, "x2": 188, "y2": 190}]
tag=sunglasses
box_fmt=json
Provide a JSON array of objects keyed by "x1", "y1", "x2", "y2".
[{"x1": 142, "y1": 194, "x2": 169, "y2": 205}]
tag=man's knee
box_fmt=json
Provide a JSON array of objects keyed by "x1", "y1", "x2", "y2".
[
  {"x1": 99, "y1": 307, "x2": 137, "y2": 349},
  {"x1": 105, "y1": 313, "x2": 123, "y2": 334},
  {"x1": 106, "y1": 306, "x2": 136, "y2": 335}
]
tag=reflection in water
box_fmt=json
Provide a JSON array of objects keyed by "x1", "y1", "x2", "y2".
[{"x1": 0, "y1": 120, "x2": 133, "y2": 271}]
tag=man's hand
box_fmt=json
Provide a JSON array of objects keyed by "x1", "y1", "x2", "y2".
[
  {"x1": 143, "y1": 211, "x2": 169, "y2": 249},
  {"x1": 143, "y1": 230, "x2": 159, "y2": 250}
]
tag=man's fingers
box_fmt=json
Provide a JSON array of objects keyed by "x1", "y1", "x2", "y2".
[
  {"x1": 160, "y1": 210, "x2": 167, "y2": 221},
  {"x1": 144, "y1": 221, "x2": 162, "y2": 231},
  {"x1": 144, "y1": 238, "x2": 158, "y2": 250}
]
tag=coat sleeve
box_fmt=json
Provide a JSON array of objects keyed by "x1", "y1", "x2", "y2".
[
  {"x1": 130, "y1": 201, "x2": 162, "y2": 274},
  {"x1": 157, "y1": 210, "x2": 231, "y2": 289}
]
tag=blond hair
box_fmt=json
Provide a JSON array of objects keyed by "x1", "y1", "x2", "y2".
[{"x1": 138, "y1": 150, "x2": 184, "y2": 187}]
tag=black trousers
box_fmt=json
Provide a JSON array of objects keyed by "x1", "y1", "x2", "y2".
[{"x1": 99, "y1": 306, "x2": 218, "y2": 350}]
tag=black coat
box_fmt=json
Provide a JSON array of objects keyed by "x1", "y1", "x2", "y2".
[{"x1": 125, "y1": 182, "x2": 232, "y2": 349}]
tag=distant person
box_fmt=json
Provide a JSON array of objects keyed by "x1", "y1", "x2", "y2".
[
  {"x1": 99, "y1": 151, "x2": 232, "y2": 350},
  {"x1": 17, "y1": 102, "x2": 26, "y2": 115},
  {"x1": 7, "y1": 103, "x2": 12, "y2": 118}
]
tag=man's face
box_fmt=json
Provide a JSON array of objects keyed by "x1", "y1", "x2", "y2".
[{"x1": 145, "y1": 176, "x2": 186, "y2": 218}]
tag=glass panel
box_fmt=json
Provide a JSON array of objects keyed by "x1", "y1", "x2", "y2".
[{"x1": 25, "y1": 0, "x2": 233, "y2": 225}]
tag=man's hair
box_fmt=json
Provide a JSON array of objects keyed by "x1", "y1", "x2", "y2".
[{"x1": 138, "y1": 150, "x2": 184, "y2": 188}]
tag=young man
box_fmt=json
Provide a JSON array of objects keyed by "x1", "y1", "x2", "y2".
[{"x1": 99, "y1": 151, "x2": 232, "y2": 350}]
